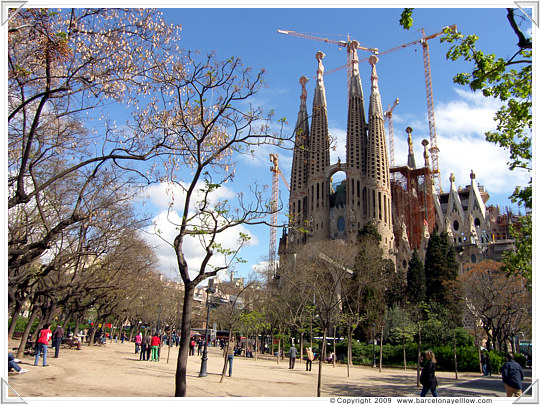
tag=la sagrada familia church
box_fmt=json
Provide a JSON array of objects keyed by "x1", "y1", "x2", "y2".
[{"x1": 279, "y1": 44, "x2": 517, "y2": 275}]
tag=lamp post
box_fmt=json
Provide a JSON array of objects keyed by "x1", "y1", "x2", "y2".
[
  {"x1": 199, "y1": 279, "x2": 215, "y2": 377},
  {"x1": 372, "y1": 323, "x2": 376, "y2": 368}
]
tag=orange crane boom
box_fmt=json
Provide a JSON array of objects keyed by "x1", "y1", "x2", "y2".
[{"x1": 277, "y1": 29, "x2": 378, "y2": 54}]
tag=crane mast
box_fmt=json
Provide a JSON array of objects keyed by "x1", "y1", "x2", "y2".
[
  {"x1": 268, "y1": 153, "x2": 290, "y2": 278},
  {"x1": 421, "y1": 28, "x2": 441, "y2": 193},
  {"x1": 384, "y1": 98, "x2": 399, "y2": 170}
]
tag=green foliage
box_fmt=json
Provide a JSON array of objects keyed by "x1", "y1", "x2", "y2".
[
  {"x1": 487, "y1": 351, "x2": 504, "y2": 374},
  {"x1": 357, "y1": 221, "x2": 381, "y2": 242},
  {"x1": 435, "y1": 345, "x2": 479, "y2": 371},
  {"x1": 406, "y1": 250, "x2": 426, "y2": 304},
  {"x1": 502, "y1": 213, "x2": 532, "y2": 289},
  {"x1": 424, "y1": 231, "x2": 462, "y2": 324},
  {"x1": 9, "y1": 317, "x2": 39, "y2": 333},
  {"x1": 514, "y1": 353, "x2": 527, "y2": 368},
  {"x1": 439, "y1": 9, "x2": 532, "y2": 287},
  {"x1": 399, "y1": 8, "x2": 414, "y2": 30}
]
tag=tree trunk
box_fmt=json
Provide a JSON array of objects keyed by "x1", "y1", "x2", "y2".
[
  {"x1": 332, "y1": 326, "x2": 336, "y2": 368},
  {"x1": 175, "y1": 282, "x2": 196, "y2": 397},
  {"x1": 379, "y1": 325, "x2": 384, "y2": 373},
  {"x1": 167, "y1": 328, "x2": 172, "y2": 364},
  {"x1": 16, "y1": 304, "x2": 39, "y2": 358},
  {"x1": 416, "y1": 322, "x2": 422, "y2": 387},
  {"x1": 219, "y1": 330, "x2": 234, "y2": 383},
  {"x1": 453, "y1": 329, "x2": 459, "y2": 380},
  {"x1": 403, "y1": 337, "x2": 407, "y2": 370},
  {"x1": 277, "y1": 337, "x2": 281, "y2": 365},
  {"x1": 299, "y1": 331, "x2": 304, "y2": 364},
  {"x1": 347, "y1": 326, "x2": 352, "y2": 377},
  {"x1": 255, "y1": 330, "x2": 258, "y2": 361},
  {"x1": 317, "y1": 327, "x2": 327, "y2": 397},
  {"x1": 8, "y1": 299, "x2": 24, "y2": 339}
]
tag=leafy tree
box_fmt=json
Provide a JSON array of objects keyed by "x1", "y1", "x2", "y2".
[
  {"x1": 424, "y1": 230, "x2": 461, "y2": 324},
  {"x1": 406, "y1": 250, "x2": 426, "y2": 304}
]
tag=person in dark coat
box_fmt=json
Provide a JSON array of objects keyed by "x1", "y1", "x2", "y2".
[
  {"x1": 485, "y1": 352, "x2": 492, "y2": 376},
  {"x1": 419, "y1": 350, "x2": 438, "y2": 397},
  {"x1": 501, "y1": 353, "x2": 524, "y2": 397},
  {"x1": 51, "y1": 325, "x2": 64, "y2": 358}
]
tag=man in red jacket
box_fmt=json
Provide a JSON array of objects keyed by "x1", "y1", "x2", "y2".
[{"x1": 34, "y1": 324, "x2": 52, "y2": 366}]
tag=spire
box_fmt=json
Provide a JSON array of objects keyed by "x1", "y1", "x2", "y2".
[
  {"x1": 406, "y1": 127, "x2": 416, "y2": 169},
  {"x1": 368, "y1": 55, "x2": 383, "y2": 119},
  {"x1": 313, "y1": 51, "x2": 327, "y2": 107},
  {"x1": 346, "y1": 41, "x2": 368, "y2": 174},
  {"x1": 422, "y1": 139, "x2": 430, "y2": 167},
  {"x1": 348, "y1": 40, "x2": 364, "y2": 98},
  {"x1": 290, "y1": 76, "x2": 310, "y2": 195}
]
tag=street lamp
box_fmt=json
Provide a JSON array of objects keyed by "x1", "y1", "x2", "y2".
[
  {"x1": 199, "y1": 279, "x2": 216, "y2": 377},
  {"x1": 372, "y1": 323, "x2": 376, "y2": 368}
]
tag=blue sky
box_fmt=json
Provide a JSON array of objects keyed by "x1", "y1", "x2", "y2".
[
  {"x1": 3, "y1": 2, "x2": 532, "y2": 283},
  {"x1": 139, "y1": 5, "x2": 533, "y2": 281}
]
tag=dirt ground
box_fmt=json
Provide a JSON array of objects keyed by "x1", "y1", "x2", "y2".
[{"x1": 6, "y1": 337, "x2": 497, "y2": 399}]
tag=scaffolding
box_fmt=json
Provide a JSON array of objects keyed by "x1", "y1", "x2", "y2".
[{"x1": 390, "y1": 165, "x2": 437, "y2": 250}]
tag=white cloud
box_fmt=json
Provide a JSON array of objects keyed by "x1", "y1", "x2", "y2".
[
  {"x1": 389, "y1": 87, "x2": 528, "y2": 205},
  {"x1": 141, "y1": 182, "x2": 259, "y2": 282},
  {"x1": 398, "y1": 88, "x2": 529, "y2": 200}
]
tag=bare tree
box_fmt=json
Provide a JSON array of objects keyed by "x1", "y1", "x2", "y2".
[{"x1": 130, "y1": 49, "x2": 291, "y2": 396}]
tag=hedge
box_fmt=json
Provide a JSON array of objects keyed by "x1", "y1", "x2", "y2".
[{"x1": 332, "y1": 339, "x2": 527, "y2": 373}]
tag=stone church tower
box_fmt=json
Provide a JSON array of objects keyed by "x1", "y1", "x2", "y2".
[{"x1": 284, "y1": 47, "x2": 394, "y2": 258}]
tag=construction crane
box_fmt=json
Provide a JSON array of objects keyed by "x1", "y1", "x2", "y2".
[
  {"x1": 268, "y1": 153, "x2": 290, "y2": 278},
  {"x1": 277, "y1": 29, "x2": 378, "y2": 54},
  {"x1": 278, "y1": 29, "x2": 378, "y2": 97},
  {"x1": 384, "y1": 98, "x2": 399, "y2": 170},
  {"x1": 324, "y1": 25, "x2": 457, "y2": 193}
]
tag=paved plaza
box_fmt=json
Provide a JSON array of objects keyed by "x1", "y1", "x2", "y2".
[{"x1": 6, "y1": 338, "x2": 532, "y2": 398}]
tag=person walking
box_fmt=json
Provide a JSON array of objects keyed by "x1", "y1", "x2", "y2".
[
  {"x1": 51, "y1": 324, "x2": 64, "y2": 358},
  {"x1": 34, "y1": 323, "x2": 52, "y2": 367},
  {"x1": 419, "y1": 350, "x2": 438, "y2": 397},
  {"x1": 150, "y1": 333, "x2": 161, "y2": 362},
  {"x1": 134, "y1": 332, "x2": 142, "y2": 354},
  {"x1": 305, "y1": 347, "x2": 314, "y2": 371},
  {"x1": 288, "y1": 345, "x2": 298, "y2": 369},
  {"x1": 501, "y1": 353, "x2": 524, "y2": 397},
  {"x1": 225, "y1": 337, "x2": 235, "y2": 377},
  {"x1": 120, "y1": 331, "x2": 126, "y2": 344},
  {"x1": 189, "y1": 337, "x2": 196, "y2": 356},
  {"x1": 140, "y1": 333, "x2": 149, "y2": 360},
  {"x1": 485, "y1": 352, "x2": 492, "y2": 376},
  {"x1": 481, "y1": 351, "x2": 487, "y2": 375}
]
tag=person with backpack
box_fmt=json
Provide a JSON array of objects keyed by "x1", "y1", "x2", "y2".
[{"x1": 34, "y1": 324, "x2": 52, "y2": 367}]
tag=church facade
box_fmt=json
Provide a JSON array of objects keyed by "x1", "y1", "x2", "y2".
[{"x1": 279, "y1": 45, "x2": 512, "y2": 276}]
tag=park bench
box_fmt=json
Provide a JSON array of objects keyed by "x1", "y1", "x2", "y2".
[{"x1": 62, "y1": 338, "x2": 82, "y2": 350}]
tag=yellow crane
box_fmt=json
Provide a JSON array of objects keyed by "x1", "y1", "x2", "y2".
[
  {"x1": 268, "y1": 153, "x2": 290, "y2": 278},
  {"x1": 384, "y1": 98, "x2": 400, "y2": 170}
]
